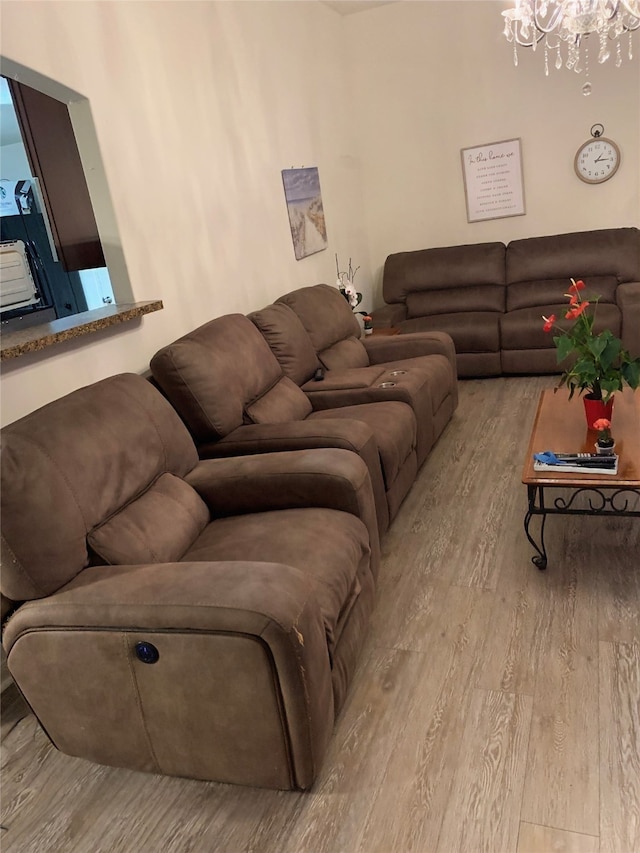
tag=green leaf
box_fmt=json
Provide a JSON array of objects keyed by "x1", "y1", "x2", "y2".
[
  {"x1": 556, "y1": 335, "x2": 574, "y2": 362},
  {"x1": 600, "y1": 376, "x2": 622, "y2": 396},
  {"x1": 599, "y1": 337, "x2": 622, "y2": 372},
  {"x1": 589, "y1": 335, "x2": 607, "y2": 359},
  {"x1": 621, "y1": 360, "x2": 640, "y2": 389}
]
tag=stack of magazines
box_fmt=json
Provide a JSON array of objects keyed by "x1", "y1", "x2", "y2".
[{"x1": 533, "y1": 451, "x2": 618, "y2": 475}]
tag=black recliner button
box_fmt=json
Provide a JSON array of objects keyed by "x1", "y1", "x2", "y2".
[{"x1": 134, "y1": 641, "x2": 159, "y2": 664}]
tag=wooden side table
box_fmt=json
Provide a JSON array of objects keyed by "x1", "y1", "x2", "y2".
[{"x1": 522, "y1": 388, "x2": 640, "y2": 569}]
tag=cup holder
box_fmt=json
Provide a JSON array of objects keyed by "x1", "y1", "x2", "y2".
[
  {"x1": 389, "y1": 370, "x2": 407, "y2": 376},
  {"x1": 378, "y1": 381, "x2": 397, "y2": 388}
]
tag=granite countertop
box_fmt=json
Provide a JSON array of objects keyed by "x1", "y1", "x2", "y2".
[{"x1": 0, "y1": 300, "x2": 163, "y2": 361}]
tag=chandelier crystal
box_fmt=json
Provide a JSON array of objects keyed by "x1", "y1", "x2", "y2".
[{"x1": 502, "y1": 1, "x2": 640, "y2": 89}]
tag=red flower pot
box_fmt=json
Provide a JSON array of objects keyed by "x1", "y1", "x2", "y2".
[{"x1": 583, "y1": 394, "x2": 614, "y2": 430}]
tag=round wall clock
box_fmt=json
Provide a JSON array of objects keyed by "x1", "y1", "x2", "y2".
[{"x1": 574, "y1": 125, "x2": 620, "y2": 184}]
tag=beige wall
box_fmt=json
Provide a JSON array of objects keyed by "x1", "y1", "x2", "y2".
[
  {"x1": 1, "y1": 0, "x2": 638, "y2": 426},
  {"x1": 0, "y1": 0, "x2": 368, "y2": 425},
  {"x1": 345, "y1": 1, "x2": 640, "y2": 305}
]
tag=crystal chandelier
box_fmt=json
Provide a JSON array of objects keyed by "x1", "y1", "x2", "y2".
[{"x1": 502, "y1": 1, "x2": 640, "y2": 93}]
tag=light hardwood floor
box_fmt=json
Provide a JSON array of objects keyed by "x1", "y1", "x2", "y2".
[{"x1": 1, "y1": 376, "x2": 638, "y2": 853}]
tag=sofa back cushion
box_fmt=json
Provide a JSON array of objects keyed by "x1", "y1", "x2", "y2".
[
  {"x1": 506, "y1": 275, "x2": 619, "y2": 312},
  {"x1": 245, "y1": 376, "x2": 313, "y2": 424},
  {"x1": 249, "y1": 303, "x2": 320, "y2": 385},
  {"x1": 318, "y1": 338, "x2": 371, "y2": 371},
  {"x1": 151, "y1": 314, "x2": 283, "y2": 442},
  {"x1": 277, "y1": 284, "x2": 364, "y2": 353},
  {"x1": 501, "y1": 302, "x2": 621, "y2": 350},
  {"x1": 0, "y1": 374, "x2": 199, "y2": 601},
  {"x1": 506, "y1": 227, "x2": 640, "y2": 284},
  {"x1": 88, "y1": 473, "x2": 210, "y2": 565},
  {"x1": 383, "y1": 242, "x2": 506, "y2": 305},
  {"x1": 406, "y1": 284, "x2": 505, "y2": 319}
]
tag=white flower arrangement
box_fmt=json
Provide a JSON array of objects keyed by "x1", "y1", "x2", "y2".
[{"x1": 335, "y1": 254, "x2": 362, "y2": 310}]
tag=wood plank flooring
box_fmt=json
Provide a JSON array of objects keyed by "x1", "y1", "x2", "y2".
[{"x1": 2, "y1": 376, "x2": 639, "y2": 853}]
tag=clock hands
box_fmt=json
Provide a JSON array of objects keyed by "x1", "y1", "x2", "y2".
[{"x1": 594, "y1": 154, "x2": 612, "y2": 162}]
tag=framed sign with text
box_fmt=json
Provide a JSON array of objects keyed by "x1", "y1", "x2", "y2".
[{"x1": 461, "y1": 138, "x2": 525, "y2": 223}]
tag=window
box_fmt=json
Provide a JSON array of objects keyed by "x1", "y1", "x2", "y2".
[
  {"x1": 1, "y1": 76, "x2": 118, "y2": 323},
  {"x1": 0, "y1": 62, "x2": 161, "y2": 360}
]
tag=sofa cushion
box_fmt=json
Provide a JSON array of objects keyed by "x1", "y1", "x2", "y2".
[
  {"x1": 506, "y1": 228, "x2": 640, "y2": 284},
  {"x1": 182, "y1": 507, "x2": 369, "y2": 662},
  {"x1": 249, "y1": 303, "x2": 320, "y2": 385},
  {"x1": 277, "y1": 284, "x2": 362, "y2": 352},
  {"x1": 88, "y1": 473, "x2": 210, "y2": 565},
  {"x1": 501, "y1": 303, "x2": 622, "y2": 351},
  {"x1": 308, "y1": 402, "x2": 416, "y2": 489},
  {"x1": 245, "y1": 376, "x2": 313, "y2": 424},
  {"x1": 318, "y1": 338, "x2": 370, "y2": 371},
  {"x1": 150, "y1": 314, "x2": 283, "y2": 442},
  {"x1": 501, "y1": 348, "x2": 563, "y2": 375},
  {"x1": 398, "y1": 313, "x2": 501, "y2": 353},
  {"x1": 0, "y1": 374, "x2": 199, "y2": 601},
  {"x1": 506, "y1": 275, "x2": 619, "y2": 312},
  {"x1": 383, "y1": 242, "x2": 506, "y2": 304},
  {"x1": 406, "y1": 284, "x2": 505, "y2": 318},
  {"x1": 301, "y1": 366, "x2": 387, "y2": 393}
]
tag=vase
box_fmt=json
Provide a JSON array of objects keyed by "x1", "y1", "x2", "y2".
[
  {"x1": 595, "y1": 441, "x2": 616, "y2": 456},
  {"x1": 583, "y1": 394, "x2": 614, "y2": 430}
]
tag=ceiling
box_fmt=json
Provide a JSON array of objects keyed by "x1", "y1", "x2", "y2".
[{"x1": 322, "y1": 1, "x2": 397, "y2": 15}]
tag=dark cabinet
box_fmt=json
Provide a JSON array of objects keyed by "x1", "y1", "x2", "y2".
[{"x1": 9, "y1": 79, "x2": 106, "y2": 273}]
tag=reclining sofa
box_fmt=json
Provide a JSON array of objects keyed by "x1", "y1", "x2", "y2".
[
  {"x1": 253, "y1": 283, "x2": 458, "y2": 465},
  {"x1": 374, "y1": 227, "x2": 640, "y2": 377},
  {"x1": 150, "y1": 287, "x2": 458, "y2": 535},
  {"x1": 1, "y1": 373, "x2": 380, "y2": 789}
]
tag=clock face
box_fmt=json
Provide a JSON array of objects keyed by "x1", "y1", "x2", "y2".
[{"x1": 574, "y1": 137, "x2": 620, "y2": 184}]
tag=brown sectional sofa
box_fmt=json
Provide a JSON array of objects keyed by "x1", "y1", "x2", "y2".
[
  {"x1": 151, "y1": 313, "x2": 412, "y2": 537},
  {"x1": 151, "y1": 288, "x2": 458, "y2": 535},
  {"x1": 1, "y1": 374, "x2": 381, "y2": 790},
  {"x1": 374, "y1": 227, "x2": 640, "y2": 377},
  {"x1": 1, "y1": 287, "x2": 459, "y2": 791},
  {"x1": 261, "y1": 283, "x2": 458, "y2": 464}
]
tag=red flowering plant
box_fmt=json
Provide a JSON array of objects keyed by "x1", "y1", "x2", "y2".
[
  {"x1": 542, "y1": 278, "x2": 640, "y2": 402},
  {"x1": 593, "y1": 417, "x2": 614, "y2": 447}
]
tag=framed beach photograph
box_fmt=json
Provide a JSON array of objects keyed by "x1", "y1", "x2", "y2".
[
  {"x1": 281, "y1": 167, "x2": 328, "y2": 260},
  {"x1": 461, "y1": 138, "x2": 526, "y2": 223}
]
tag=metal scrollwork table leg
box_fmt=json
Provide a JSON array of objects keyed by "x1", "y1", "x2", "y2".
[
  {"x1": 524, "y1": 483, "x2": 640, "y2": 570},
  {"x1": 524, "y1": 485, "x2": 547, "y2": 570}
]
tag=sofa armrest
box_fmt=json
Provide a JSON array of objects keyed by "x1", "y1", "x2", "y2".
[
  {"x1": 198, "y1": 420, "x2": 389, "y2": 536},
  {"x1": 3, "y1": 560, "x2": 336, "y2": 789},
  {"x1": 364, "y1": 330, "x2": 457, "y2": 373},
  {"x1": 370, "y1": 303, "x2": 407, "y2": 327},
  {"x1": 200, "y1": 418, "x2": 375, "y2": 457},
  {"x1": 3, "y1": 561, "x2": 326, "y2": 647},
  {"x1": 617, "y1": 281, "x2": 640, "y2": 358},
  {"x1": 185, "y1": 449, "x2": 380, "y2": 573}
]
